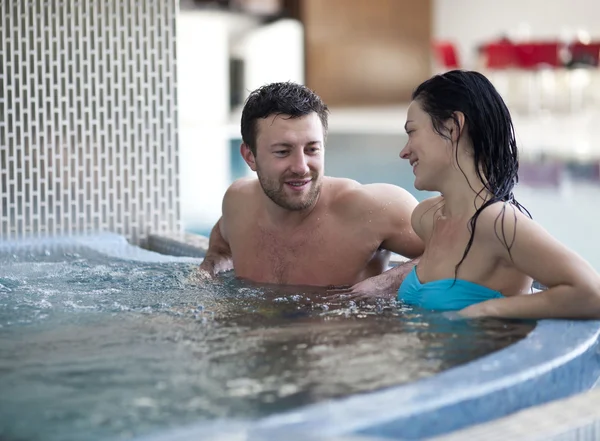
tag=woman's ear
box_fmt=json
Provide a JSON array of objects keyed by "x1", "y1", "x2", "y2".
[{"x1": 449, "y1": 111, "x2": 465, "y2": 143}]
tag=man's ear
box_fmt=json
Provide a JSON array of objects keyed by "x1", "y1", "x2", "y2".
[{"x1": 241, "y1": 143, "x2": 257, "y2": 172}]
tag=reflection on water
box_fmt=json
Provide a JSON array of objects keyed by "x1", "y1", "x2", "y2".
[{"x1": 0, "y1": 246, "x2": 534, "y2": 441}]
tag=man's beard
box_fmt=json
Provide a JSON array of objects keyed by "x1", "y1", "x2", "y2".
[{"x1": 256, "y1": 167, "x2": 322, "y2": 211}]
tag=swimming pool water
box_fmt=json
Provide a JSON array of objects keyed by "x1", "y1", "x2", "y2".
[{"x1": 0, "y1": 241, "x2": 534, "y2": 441}]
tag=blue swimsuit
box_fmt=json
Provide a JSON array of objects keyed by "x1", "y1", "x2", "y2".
[{"x1": 398, "y1": 267, "x2": 504, "y2": 311}]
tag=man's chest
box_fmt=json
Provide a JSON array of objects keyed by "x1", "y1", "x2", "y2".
[{"x1": 229, "y1": 221, "x2": 381, "y2": 285}]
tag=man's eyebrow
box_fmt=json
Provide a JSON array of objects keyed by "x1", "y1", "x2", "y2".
[{"x1": 269, "y1": 141, "x2": 322, "y2": 148}]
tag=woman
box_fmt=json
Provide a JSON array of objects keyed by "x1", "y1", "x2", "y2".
[{"x1": 397, "y1": 70, "x2": 600, "y2": 319}]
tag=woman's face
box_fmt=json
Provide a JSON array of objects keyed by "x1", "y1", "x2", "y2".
[{"x1": 400, "y1": 101, "x2": 455, "y2": 192}]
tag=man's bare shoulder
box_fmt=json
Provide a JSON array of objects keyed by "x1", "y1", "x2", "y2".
[
  {"x1": 413, "y1": 195, "x2": 444, "y2": 219},
  {"x1": 224, "y1": 177, "x2": 258, "y2": 199},
  {"x1": 227, "y1": 176, "x2": 257, "y2": 192},
  {"x1": 222, "y1": 177, "x2": 259, "y2": 211},
  {"x1": 322, "y1": 175, "x2": 361, "y2": 193},
  {"x1": 325, "y1": 178, "x2": 417, "y2": 212},
  {"x1": 360, "y1": 182, "x2": 418, "y2": 204},
  {"x1": 411, "y1": 195, "x2": 443, "y2": 239},
  {"x1": 323, "y1": 178, "x2": 423, "y2": 255},
  {"x1": 325, "y1": 178, "x2": 420, "y2": 236}
]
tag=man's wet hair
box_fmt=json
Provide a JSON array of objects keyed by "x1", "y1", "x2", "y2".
[{"x1": 241, "y1": 82, "x2": 329, "y2": 155}]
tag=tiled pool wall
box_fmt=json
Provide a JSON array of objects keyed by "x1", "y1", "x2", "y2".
[{"x1": 430, "y1": 386, "x2": 600, "y2": 441}]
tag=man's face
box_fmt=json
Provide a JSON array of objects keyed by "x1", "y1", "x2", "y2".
[{"x1": 246, "y1": 112, "x2": 325, "y2": 211}]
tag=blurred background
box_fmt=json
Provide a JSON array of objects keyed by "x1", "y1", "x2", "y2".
[{"x1": 180, "y1": 0, "x2": 600, "y2": 269}]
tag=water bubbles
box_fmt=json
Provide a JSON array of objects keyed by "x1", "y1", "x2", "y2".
[
  {"x1": 184, "y1": 396, "x2": 212, "y2": 411},
  {"x1": 278, "y1": 383, "x2": 299, "y2": 397},
  {"x1": 308, "y1": 344, "x2": 328, "y2": 354},
  {"x1": 112, "y1": 302, "x2": 129, "y2": 312},
  {"x1": 38, "y1": 299, "x2": 53, "y2": 309},
  {"x1": 132, "y1": 397, "x2": 157, "y2": 409},
  {"x1": 62, "y1": 300, "x2": 97, "y2": 310},
  {"x1": 226, "y1": 378, "x2": 263, "y2": 397},
  {"x1": 263, "y1": 394, "x2": 277, "y2": 403}
]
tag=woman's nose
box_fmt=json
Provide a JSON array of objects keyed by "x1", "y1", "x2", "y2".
[{"x1": 399, "y1": 143, "x2": 410, "y2": 159}]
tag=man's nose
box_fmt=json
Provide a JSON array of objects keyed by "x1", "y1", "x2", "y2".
[{"x1": 290, "y1": 152, "x2": 310, "y2": 175}]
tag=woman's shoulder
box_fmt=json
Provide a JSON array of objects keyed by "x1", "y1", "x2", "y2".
[
  {"x1": 475, "y1": 200, "x2": 533, "y2": 244},
  {"x1": 477, "y1": 200, "x2": 531, "y2": 224}
]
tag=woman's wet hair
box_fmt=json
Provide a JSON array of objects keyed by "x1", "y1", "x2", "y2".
[{"x1": 412, "y1": 70, "x2": 531, "y2": 274}]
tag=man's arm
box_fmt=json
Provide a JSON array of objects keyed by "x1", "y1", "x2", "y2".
[
  {"x1": 329, "y1": 184, "x2": 425, "y2": 301},
  {"x1": 198, "y1": 217, "x2": 233, "y2": 276},
  {"x1": 197, "y1": 177, "x2": 254, "y2": 277},
  {"x1": 338, "y1": 256, "x2": 420, "y2": 301},
  {"x1": 376, "y1": 184, "x2": 425, "y2": 259}
]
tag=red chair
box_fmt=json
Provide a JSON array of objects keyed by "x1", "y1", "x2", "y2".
[
  {"x1": 513, "y1": 42, "x2": 562, "y2": 69},
  {"x1": 433, "y1": 41, "x2": 460, "y2": 70},
  {"x1": 477, "y1": 41, "x2": 517, "y2": 107},
  {"x1": 483, "y1": 41, "x2": 516, "y2": 69},
  {"x1": 567, "y1": 41, "x2": 600, "y2": 111},
  {"x1": 511, "y1": 42, "x2": 562, "y2": 113},
  {"x1": 569, "y1": 41, "x2": 600, "y2": 67}
]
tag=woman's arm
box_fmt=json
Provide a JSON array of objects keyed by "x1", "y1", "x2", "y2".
[{"x1": 461, "y1": 203, "x2": 600, "y2": 319}]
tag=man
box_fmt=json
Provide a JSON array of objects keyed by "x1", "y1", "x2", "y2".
[{"x1": 199, "y1": 82, "x2": 423, "y2": 298}]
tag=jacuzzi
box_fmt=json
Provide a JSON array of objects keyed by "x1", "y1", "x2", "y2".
[{"x1": 1, "y1": 233, "x2": 599, "y2": 441}]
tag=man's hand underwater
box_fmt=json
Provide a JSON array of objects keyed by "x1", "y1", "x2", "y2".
[{"x1": 327, "y1": 271, "x2": 399, "y2": 303}]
